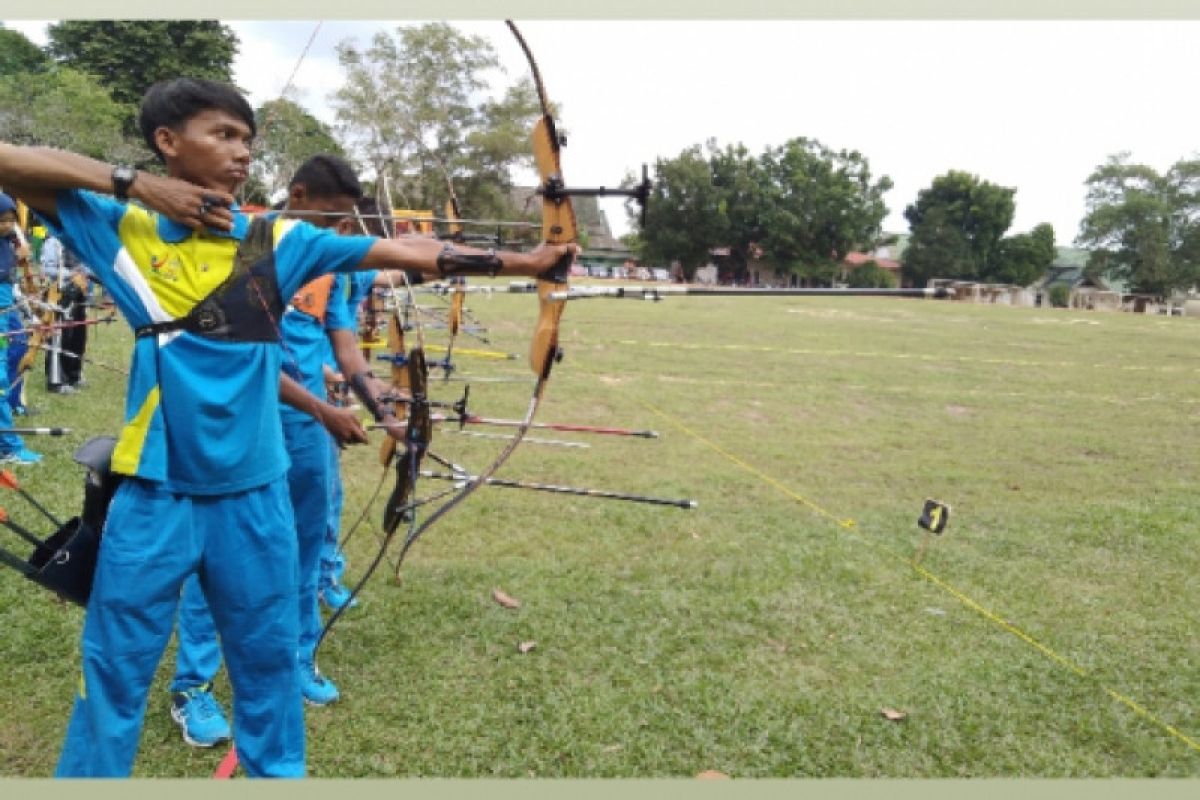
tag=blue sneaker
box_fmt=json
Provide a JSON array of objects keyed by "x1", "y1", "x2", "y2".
[
  {"x1": 301, "y1": 662, "x2": 340, "y2": 706},
  {"x1": 0, "y1": 448, "x2": 42, "y2": 465},
  {"x1": 170, "y1": 683, "x2": 232, "y2": 747},
  {"x1": 319, "y1": 582, "x2": 358, "y2": 611}
]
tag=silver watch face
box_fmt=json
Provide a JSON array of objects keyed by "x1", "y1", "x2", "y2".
[{"x1": 113, "y1": 166, "x2": 136, "y2": 197}]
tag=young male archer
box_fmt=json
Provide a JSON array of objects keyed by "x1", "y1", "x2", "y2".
[{"x1": 0, "y1": 76, "x2": 574, "y2": 778}]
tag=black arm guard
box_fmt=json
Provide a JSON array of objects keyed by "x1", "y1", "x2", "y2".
[
  {"x1": 348, "y1": 370, "x2": 387, "y2": 422},
  {"x1": 436, "y1": 243, "x2": 503, "y2": 277}
]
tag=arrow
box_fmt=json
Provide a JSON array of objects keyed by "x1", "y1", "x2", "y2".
[{"x1": 419, "y1": 470, "x2": 696, "y2": 509}]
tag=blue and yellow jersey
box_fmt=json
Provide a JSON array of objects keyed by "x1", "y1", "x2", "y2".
[{"x1": 42, "y1": 189, "x2": 375, "y2": 495}]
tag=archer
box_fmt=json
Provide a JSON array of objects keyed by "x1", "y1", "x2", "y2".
[{"x1": 0, "y1": 76, "x2": 575, "y2": 778}]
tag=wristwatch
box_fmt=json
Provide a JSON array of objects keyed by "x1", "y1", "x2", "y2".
[{"x1": 111, "y1": 165, "x2": 138, "y2": 201}]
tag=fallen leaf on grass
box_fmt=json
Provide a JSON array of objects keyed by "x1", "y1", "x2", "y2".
[
  {"x1": 517, "y1": 640, "x2": 537, "y2": 653},
  {"x1": 492, "y1": 588, "x2": 521, "y2": 609},
  {"x1": 881, "y1": 707, "x2": 908, "y2": 722},
  {"x1": 696, "y1": 770, "x2": 729, "y2": 780}
]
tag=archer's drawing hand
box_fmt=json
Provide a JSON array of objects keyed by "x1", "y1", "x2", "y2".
[
  {"x1": 132, "y1": 173, "x2": 235, "y2": 232},
  {"x1": 317, "y1": 402, "x2": 369, "y2": 448}
]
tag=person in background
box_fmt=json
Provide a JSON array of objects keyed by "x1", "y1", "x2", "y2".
[
  {"x1": 41, "y1": 233, "x2": 91, "y2": 393},
  {"x1": 0, "y1": 192, "x2": 41, "y2": 463}
]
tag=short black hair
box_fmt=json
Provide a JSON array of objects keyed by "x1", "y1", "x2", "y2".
[
  {"x1": 139, "y1": 78, "x2": 256, "y2": 160},
  {"x1": 355, "y1": 196, "x2": 394, "y2": 238},
  {"x1": 289, "y1": 155, "x2": 363, "y2": 202}
]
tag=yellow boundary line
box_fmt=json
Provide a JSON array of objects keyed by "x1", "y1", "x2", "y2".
[{"x1": 636, "y1": 398, "x2": 1200, "y2": 756}]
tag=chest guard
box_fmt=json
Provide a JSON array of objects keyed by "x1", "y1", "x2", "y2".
[
  {"x1": 288, "y1": 274, "x2": 336, "y2": 323},
  {"x1": 134, "y1": 216, "x2": 284, "y2": 342}
]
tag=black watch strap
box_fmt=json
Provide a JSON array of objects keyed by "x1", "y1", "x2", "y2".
[{"x1": 111, "y1": 165, "x2": 137, "y2": 201}]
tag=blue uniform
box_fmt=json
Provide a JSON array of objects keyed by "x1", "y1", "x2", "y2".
[
  {"x1": 173, "y1": 267, "x2": 358, "y2": 696},
  {"x1": 41, "y1": 190, "x2": 373, "y2": 777},
  {"x1": 320, "y1": 270, "x2": 377, "y2": 591}
]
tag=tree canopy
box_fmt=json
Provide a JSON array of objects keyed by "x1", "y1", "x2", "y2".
[
  {"x1": 244, "y1": 97, "x2": 346, "y2": 205},
  {"x1": 637, "y1": 138, "x2": 891, "y2": 282},
  {"x1": 0, "y1": 67, "x2": 140, "y2": 162},
  {"x1": 0, "y1": 25, "x2": 50, "y2": 77},
  {"x1": 1076, "y1": 153, "x2": 1200, "y2": 296},
  {"x1": 330, "y1": 22, "x2": 540, "y2": 221},
  {"x1": 902, "y1": 170, "x2": 1016, "y2": 287},
  {"x1": 46, "y1": 21, "x2": 239, "y2": 111}
]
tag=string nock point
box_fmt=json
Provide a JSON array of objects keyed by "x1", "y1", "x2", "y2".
[{"x1": 917, "y1": 499, "x2": 951, "y2": 534}]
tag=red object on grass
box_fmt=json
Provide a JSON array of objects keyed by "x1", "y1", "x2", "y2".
[{"x1": 213, "y1": 746, "x2": 238, "y2": 779}]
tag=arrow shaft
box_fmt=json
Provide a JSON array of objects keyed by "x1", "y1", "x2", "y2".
[
  {"x1": 1, "y1": 517, "x2": 46, "y2": 549},
  {"x1": 443, "y1": 429, "x2": 590, "y2": 449},
  {"x1": 419, "y1": 470, "x2": 695, "y2": 509},
  {"x1": 0, "y1": 315, "x2": 116, "y2": 340},
  {"x1": 436, "y1": 414, "x2": 658, "y2": 438}
]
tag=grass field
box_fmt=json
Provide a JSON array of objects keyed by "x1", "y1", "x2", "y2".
[{"x1": 0, "y1": 284, "x2": 1197, "y2": 778}]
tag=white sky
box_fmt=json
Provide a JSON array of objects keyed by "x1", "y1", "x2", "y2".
[{"x1": 5, "y1": 19, "x2": 1199, "y2": 245}]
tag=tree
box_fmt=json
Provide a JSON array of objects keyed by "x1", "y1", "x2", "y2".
[
  {"x1": 1076, "y1": 153, "x2": 1200, "y2": 296},
  {"x1": 244, "y1": 97, "x2": 347, "y2": 205},
  {"x1": 330, "y1": 23, "x2": 539, "y2": 222},
  {"x1": 992, "y1": 223, "x2": 1056, "y2": 286},
  {"x1": 758, "y1": 138, "x2": 891, "y2": 283},
  {"x1": 0, "y1": 25, "x2": 50, "y2": 77},
  {"x1": 637, "y1": 137, "x2": 891, "y2": 283},
  {"x1": 1048, "y1": 284, "x2": 1070, "y2": 308},
  {"x1": 638, "y1": 143, "x2": 729, "y2": 280},
  {"x1": 706, "y1": 141, "x2": 770, "y2": 278},
  {"x1": 903, "y1": 170, "x2": 1015, "y2": 286},
  {"x1": 0, "y1": 68, "x2": 143, "y2": 162},
  {"x1": 46, "y1": 21, "x2": 238, "y2": 128},
  {"x1": 846, "y1": 261, "x2": 898, "y2": 288}
]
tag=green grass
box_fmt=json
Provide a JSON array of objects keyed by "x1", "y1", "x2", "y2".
[{"x1": 0, "y1": 288, "x2": 1198, "y2": 777}]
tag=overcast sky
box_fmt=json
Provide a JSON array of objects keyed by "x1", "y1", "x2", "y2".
[{"x1": 5, "y1": 18, "x2": 1199, "y2": 244}]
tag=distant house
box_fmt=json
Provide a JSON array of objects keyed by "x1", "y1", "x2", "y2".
[
  {"x1": 841, "y1": 251, "x2": 902, "y2": 284},
  {"x1": 510, "y1": 186, "x2": 634, "y2": 269},
  {"x1": 1032, "y1": 265, "x2": 1121, "y2": 310}
]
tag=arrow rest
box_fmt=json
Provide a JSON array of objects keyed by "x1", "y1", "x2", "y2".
[{"x1": 452, "y1": 384, "x2": 471, "y2": 427}]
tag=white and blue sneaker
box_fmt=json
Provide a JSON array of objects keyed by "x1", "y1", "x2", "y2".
[
  {"x1": 301, "y1": 662, "x2": 340, "y2": 706},
  {"x1": 319, "y1": 582, "x2": 359, "y2": 611},
  {"x1": 170, "y1": 683, "x2": 232, "y2": 747},
  {"x1": 0, "y1": 447, "x2": 42, "y2": 465}
]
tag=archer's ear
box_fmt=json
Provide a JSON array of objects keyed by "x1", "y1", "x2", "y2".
[
  {"x1": 288, "y1": 184, "x2": 308, "y2": 206},
  {"x1": 153, "y1": 126, "x2": 179, "y2": 159}
]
